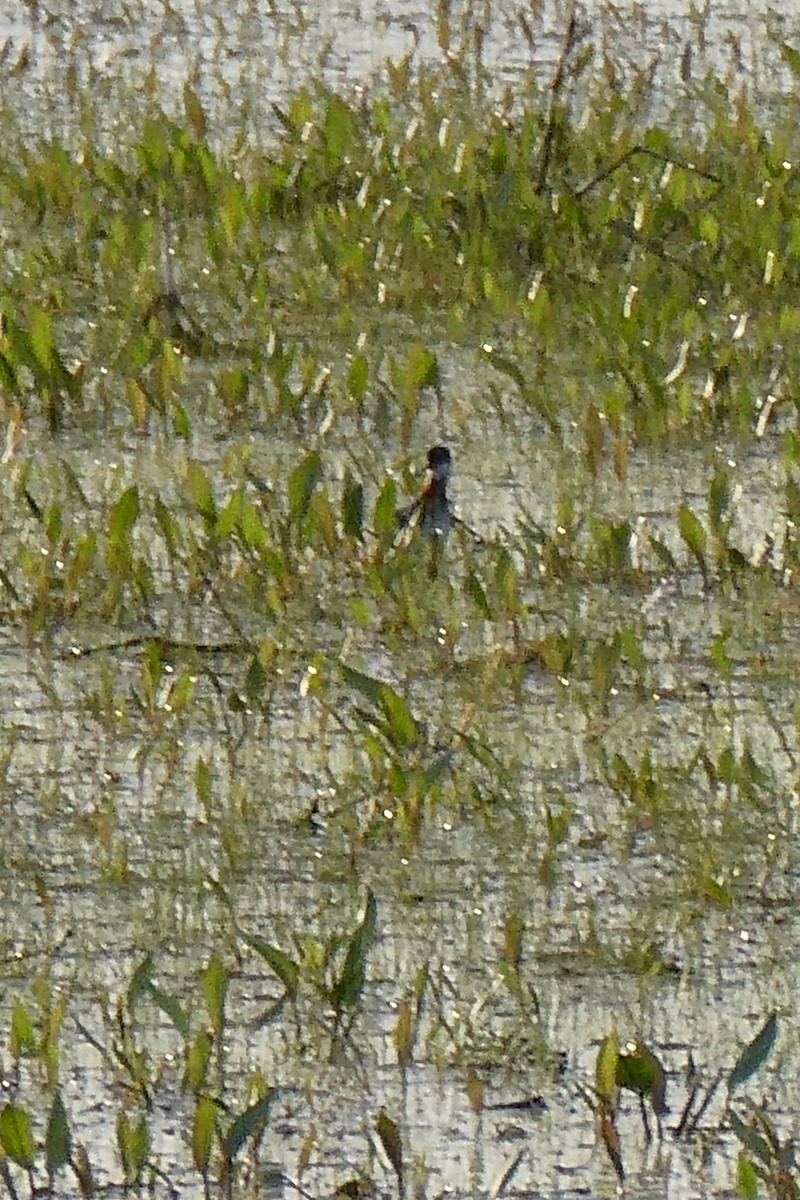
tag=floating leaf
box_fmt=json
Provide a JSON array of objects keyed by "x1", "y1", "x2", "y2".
[
  {"x1": 466, "y1": 1065, "x2": 484, "y2": 1114},
  {"x1": 780, "y1": 41, "x2": 800, "y2": 80},
  {"x1": 154, "y1": 494, "x2": 180, "y2": 556},
  {"x1": 195, "y1": 757, "x2": 212, "y2": 810},
  {"x1": 215, "y1": 486, "x2": 243, "y2": 540},
  {"x1": 649, "y1": 536, "x2": 676, "y2": 571},
  {"x1": 600, "y1": 1108, "x2": 624, "y2": 1184},
  {"x1": 72, "y1": 1142, "x2": 94, "y2": 1198},
  {"x1": 244, "y1": 653, "x2": 268, "y2": 703},
  {"x1": 404, "y1": 343, "x2": 438, "y2": 392},
  {"x1": 374, "y1": 476, "x2": 398, "y2": 539},
  {"x1": 729, "y1": 1012, "x2": 777, "y2": 1092}
]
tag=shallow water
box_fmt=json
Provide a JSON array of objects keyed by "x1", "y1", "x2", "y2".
[
  {"x1": 1, "y1": 404, "x2": 798, "y2": 1198},
  {"x1": 0, "y1": 2, "x2": 799, "y2": 1198}
]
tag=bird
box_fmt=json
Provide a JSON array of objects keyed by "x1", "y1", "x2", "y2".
[{"x1": 396, "y1": 445, "x2": 454, "y2": 539}]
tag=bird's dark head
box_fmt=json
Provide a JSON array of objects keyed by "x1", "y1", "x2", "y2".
[{"x1": 427, "y1": 445, "x2": 452, "y2": 483}]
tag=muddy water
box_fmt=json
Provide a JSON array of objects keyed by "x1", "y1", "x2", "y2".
[{"x1": 1, "y1": 382, "x2": 798, "y2": 1199}]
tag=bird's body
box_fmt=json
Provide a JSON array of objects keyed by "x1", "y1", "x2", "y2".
[{"x1": 396, "y1": 445, "x2": 454, "y2": 539}]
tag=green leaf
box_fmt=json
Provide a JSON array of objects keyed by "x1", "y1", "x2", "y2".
[
  {"x1": 341, "y1": 664, "x2": 385, "y2": 706},
  {"x1": 9, "y1": 1000, "x2": 37, "y2": 1057},
  {"x1": 223, "y1": 1091, "x2": 276, "y2": 1161},
  {"x1": 187, "y1": 460, "x2": 216, "y2": 522},
  {"x1": 330, "y1": 891, "x2": 377, "y2": 1013},
  {"x1": 29, "y1": 307, "x2": 54, "y2": 374},
  {"x1": 596, "y1": 1031, "x2": 619, "y2": 1106},
  {"x1": 239, "y1": 499, "x2": 269, "y2": 553},
  {"x1": 215, "y1": 487, "x2": 243, "y2": 540},
  {"x1": 780, "y1": 41, "x2": 800, "y2": 81},
  {"x1": 288, "y1": 451, "x2": 323, "y2": 524},
  {"x1": 735, "y1": 1152, "x2": 759, "y2": 1200},
  {"x1": 649, "y1": 536, "x2": 676, "y2": 571},
  {"x1": 342, "y1": 472, "x2": 364, "y2": 539},
  {"x1": 172, "y1": 400, "x2": 191, "y2": 439},
  {"x1": 341, "y1": 665, "x2": 418, "y2": 749},
  {"x1": 192, "y1": 1096, "x2": 217, "y2": 1174},
  {"x1": 144, "y1": 980, "x2": 189, "y2": 1039},
  {"x1": 465, "y1": 571, "x2": 492, "y2": 619},
  {"x1": 404, "y1": 343, "x2": 439, "y2": 392},
  {"x1": 202, "y1": 954, "x2": 228, "y2": 1035},
  {"x1": 485, "y1": 348, "x2": 560, "y2": 436},
  {"x1": 45, "y1": 1090, "x2": 71, "y2": 1171},
  {"x1": 375, "y1": 1110, "x2": 403, "y2": 1190},
  {"x1": 678, "y1": 504, "x2": 707, "y2": 560},
  {"x1": 184, "y1": 1029, "x2": 213, "y2": 1094},
  {"x1": 116, "y1": 1111, "x2": 149, "y2": 1184},
  {"x1": 244, "y1": 653, "x2": 268, "y2": 702},
  {"x1": 374, "y1": 476, "x2": 398, "y2": 539},
  {"x1": 0, "y1": 1103, "x2": 36, "y2": 1167},
  {"x1": 616, "y1": 1041, "x2": 667, "y2": 1114},
  {"x1": 154, "y1": 495, "x2": 180, "y2": 556},
  {"x1": 323, "y1": 95, "x2": 355, "y2": 163},
  {"x1": 347, "y1": 354, "x2": 368, "y2": 403},
  {"x1": 183, "y1": 82, "x2": 207, "y2": 140},
  {"x1": 729, "y1": 1110, "x2": 774, "y2": 1168},
  {"x1": 729, "y1": 1012, "x2": 778, "y2": 1092},
  {"x1": 128, "y1": 954, "x2": 154, "y2": 1009},
  {"x1": 242, "y1": 935, "x2": 300, "y2": 998},
  {"x1": 377, "y1": 684, "x2": 418, "y2": 749},
  {"x1": 195, "y1": 757, "x2": 212, "y2": 809},
  {"x1": 109, "y1": 485, "x2": 140, "y2": 542},
  {"x1": 708, "y1": 468, "x2": 731, "y2": 536}
]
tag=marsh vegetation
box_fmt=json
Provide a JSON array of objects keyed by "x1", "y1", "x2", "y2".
[{"x1": 1, "y1": 3, "x2": 800, "y2": 1198}]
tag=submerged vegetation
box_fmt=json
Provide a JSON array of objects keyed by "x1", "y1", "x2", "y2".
[{"x1": 1, "y1": 4, "x2": 800, "y2": 1198}]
